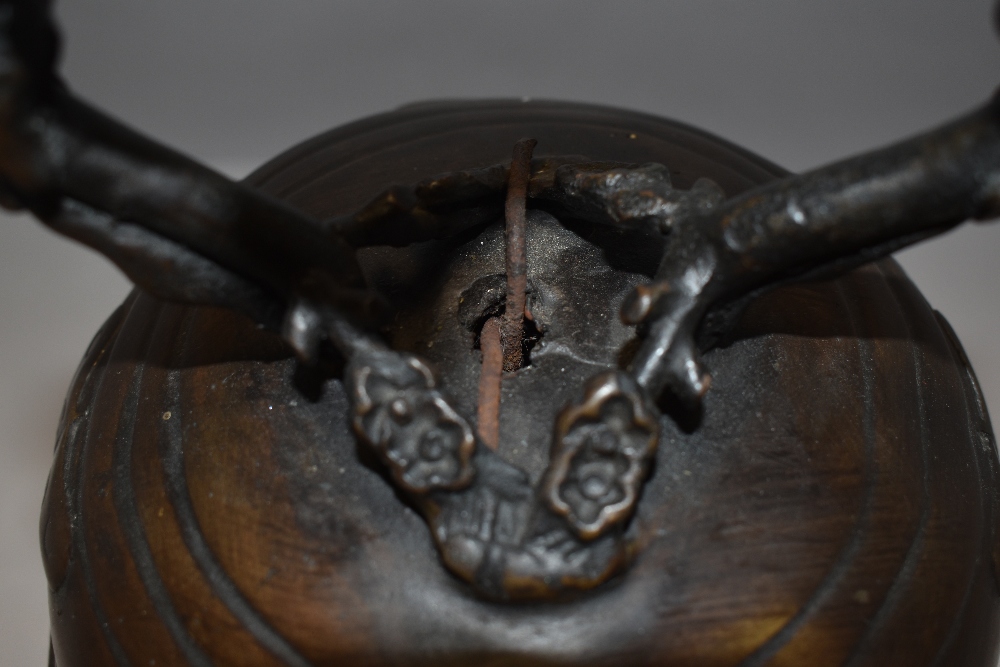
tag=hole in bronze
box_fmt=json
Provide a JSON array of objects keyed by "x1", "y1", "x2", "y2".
[{"x1": 472, "y1": 304, "x2": 543, "y2": 370}]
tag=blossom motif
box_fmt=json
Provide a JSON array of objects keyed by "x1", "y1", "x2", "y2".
[
  {"x1": 543, "y1": 372, "x2": 659, "y2": 540},
  {"x1": 350, "y1": 353, "x2": 475, "y2": 493},
  {"x1": 429, "y1": 454, "x2": 627, "y2": 600}
]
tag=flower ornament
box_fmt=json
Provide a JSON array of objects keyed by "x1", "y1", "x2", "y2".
[
  {"x1": 543, "y1": 372, "x2": 660, "y2": 540},
  {"x1": 349, "y1": 351, "x2": 476, "y2": 493}
]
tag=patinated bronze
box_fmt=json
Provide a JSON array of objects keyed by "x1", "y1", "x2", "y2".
[{"x1": 2, "y1": 0, "x2": 999, "y2": 664}]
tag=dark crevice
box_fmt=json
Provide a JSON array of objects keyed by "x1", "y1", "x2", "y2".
[
  {"x1": 462, "y1": 274, "x2": 544, "y2": 372},
  {"x1": 472, "y1": 306, "x2": 544, "y2": 371}
]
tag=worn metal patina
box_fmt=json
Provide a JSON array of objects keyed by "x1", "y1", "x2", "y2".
[{"x1": 2, "y1": 0, "x2": 1000, "y2": 664}]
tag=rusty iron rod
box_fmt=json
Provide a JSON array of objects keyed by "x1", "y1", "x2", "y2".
[
  {"x1": 477, "y1": 138, "x2": 537, "y2": 450},
  {"x1": 501, "y1": 138, "x2": 537, "y2": 373},
  {"x1": 477, "y1": 317, "x2": 504, "y2": 450}
]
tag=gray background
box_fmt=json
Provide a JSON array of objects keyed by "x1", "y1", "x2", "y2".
[{"x1": 3, "y1": 1, "x2": 999, "y2": 664}]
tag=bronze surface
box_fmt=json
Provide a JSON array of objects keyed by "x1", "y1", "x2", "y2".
[{"x1": 40, "y1": 100, "x2": 1000, "y2": 665}]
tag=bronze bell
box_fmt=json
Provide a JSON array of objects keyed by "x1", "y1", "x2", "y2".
[
  {"x1": 40, "y1": 100, "x2": 1000, "y2": 665},
  {"x1": 0, "y1": 1, "x2": 998, "y2": 665}
]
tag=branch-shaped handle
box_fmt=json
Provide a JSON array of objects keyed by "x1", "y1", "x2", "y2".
[
  {"x1": 624, "y1": 99, "x2": 1000, "y2": 407},
  {"x1": 0, "y1": 0, "x2": 371, "y2": 353}
]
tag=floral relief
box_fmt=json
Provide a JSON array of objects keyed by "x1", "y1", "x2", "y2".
[
  {"x1": 350, "y1": 355, "x2": 476, "y2": 493},
  {"x1": 544, "y1": 372, "x2": 659, "y2": 539}
]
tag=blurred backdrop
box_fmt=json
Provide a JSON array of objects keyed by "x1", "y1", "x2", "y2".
[{"x1": 2, "y1": 1, "x2": 999, "y2": 664}]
